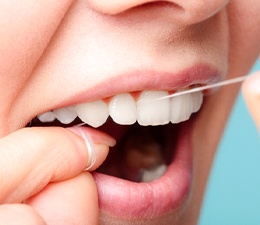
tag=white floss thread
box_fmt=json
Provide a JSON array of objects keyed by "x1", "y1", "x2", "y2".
[
  {"x1": 155, "y1": 75, "x2": 247, "y2": 101},
  {"x1": 75, "y1": 127, "x2": 96, "y2": 171}
]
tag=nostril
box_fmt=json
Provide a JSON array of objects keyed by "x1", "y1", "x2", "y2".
[
  {"x1": 88, "y1": 0, "x2": 183, "y2": 15},
  {"x1": 138, "y1": 1, "x2": 182, "y2": 9},
  {"x1": 89, "y1": 0, "x2": 228, "y2": 25},
  {"x1": 135, "y1": 1, "x2": 184, "y2": 14}
]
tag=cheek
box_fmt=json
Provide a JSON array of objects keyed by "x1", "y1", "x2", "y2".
[
  {"x1": 0, "y1": 1, "x2": 73, "y2": 120},
  {"x1": 227, "y1": 0, "x2": 260, "y2": 73},
  {"x1": 188, "y1": 0, "x2": 260, "y2": 218},
  {"x1": 188, "y1": 82, "x2": 240, "y2": 222}
]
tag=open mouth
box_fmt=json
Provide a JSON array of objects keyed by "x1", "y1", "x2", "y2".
[
  {"x1": 28, "y1": 85, "x2": 205, "y2": 219},
  {"x1": 24, "y1": 58, "x2": 221, "y2": 222}
]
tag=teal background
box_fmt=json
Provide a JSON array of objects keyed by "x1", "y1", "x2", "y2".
[{"x1": 199, "y1": 58, "x2": 260, "y2": 225}]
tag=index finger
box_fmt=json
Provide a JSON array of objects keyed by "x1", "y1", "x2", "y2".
[{"x1": 242, "y1": 71, "x2": 260, "y2": 132}]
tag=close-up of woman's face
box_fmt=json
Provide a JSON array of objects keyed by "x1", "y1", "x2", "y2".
[{"x1": 1, "y1": 0, "x2": 260, "y2": 224}]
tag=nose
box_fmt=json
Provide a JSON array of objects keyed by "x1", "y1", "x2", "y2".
[{"x1": 88, "y1": 0, "x2": 229, "y2": 24}]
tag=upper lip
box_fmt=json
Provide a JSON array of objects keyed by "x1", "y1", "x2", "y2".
[
  {"x1": 61, "y1": 63, "x2": 221, "y2": 108},
  {"x1": 18, "y1": 62, "x2": 221, "y2": 129}
]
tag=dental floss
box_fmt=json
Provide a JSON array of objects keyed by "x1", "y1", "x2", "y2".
[
  {"x1": 155, "y1": 75, "x2": 247, "y2": 101},
  {"x1": 75, "y1": 126, "x2": 96, "y2": 171},
  {"x1": 70, "y1": 76, "x2": 246, "y2": 129}
]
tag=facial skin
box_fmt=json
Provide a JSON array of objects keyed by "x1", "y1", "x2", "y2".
[{"x1": 0, "y1": 0, "x2": 260, "y2": 225}]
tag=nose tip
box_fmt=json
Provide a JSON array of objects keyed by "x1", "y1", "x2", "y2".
[{"x1": 88, "y1": 0, "x2": 229, "y2": 25}]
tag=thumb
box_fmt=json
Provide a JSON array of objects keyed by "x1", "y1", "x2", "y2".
[
  {"x1": 0, "y1": 126, "x2": 115, "y2": 203},
  {"x1": 26, "y1": 173, "x2": 99, "y2": 225},
  {"x1": 0, "y1": 204, "x2": 46, "y2": 225}
]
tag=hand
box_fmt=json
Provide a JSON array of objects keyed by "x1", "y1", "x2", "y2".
[
  {"x1": 0, "y1": 127, "x2": 115, "y2": 224},
  {"x1": 243, "y1": 71, "x2": 260, "y2": 132}
]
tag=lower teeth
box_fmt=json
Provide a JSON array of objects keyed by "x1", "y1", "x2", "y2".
[
  {"x1": 97, "y1": 124, "x2": 173, "y2": 183},
  {"x1": 120, "y1": 126, "x2": 167, "y2": 182},
  {"x1": 140, "y1": 164, "x2": 167, "y2": 183}
]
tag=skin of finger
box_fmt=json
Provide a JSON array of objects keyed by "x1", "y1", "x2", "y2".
[
  {"x1": 242, "y1": 71, "x2": 260, "y2": 132},
  {"x1": 26, "y1": 173, "x2": 99, "y2": 225},
  {"x1": 0, "y1": 204, "x2": 46, "y2": 225},
  {"x1": 0, "y1": 127, "x2": 109, "y2": 204}
]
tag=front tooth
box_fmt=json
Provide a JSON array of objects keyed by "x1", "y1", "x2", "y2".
[
  {"x1": 170, "y1": 93, "x2": 193, "y2": 123},
  {"x1": 109, "y1": 93, "x2": 137, "y2": 125},
  {"x1": 191, "y1": 91, "x2": 203, "y2": 113},
  {"x1": 76, "y1": 100, "x2": 109, "y2": 128},
  {"x1": 137, "y1": 91, "x2": 170, "y2": 126},
  {"x1": 53, "y1": 107, "x2": 77, "y2": 124},
  {"x1": 37, "y1": 111, "x2": 56, "y2": 123}
]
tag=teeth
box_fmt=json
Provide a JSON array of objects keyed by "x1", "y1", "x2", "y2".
[
  {"x1": 170, "y1": 91, "x2": 203, "y2": 124},
  {"x1": 53, "y1": 107, "x2": 77, "y2": 124},
  {"x1": 37, "y1": 111, "x2": 56, "y2": 123},
  {"x1": 75, "y1": 100, "x2": 109, "y2": 128},
  {"x1": 170, "y1": 92, "x2": 193, "y2": 124},
  {"x1": 141, "y1": 164, "x2": 167, "y2": 182},
  {"x1": 109, "y1": 93, "x2": 137, "y2": 125},
  {"x1": 137, "y1": 91, "x2": 170, "y2": 126},
  {"x1": 37, "y1": 90, "x2": 203, "y2": 127},
  {"x1": 191, "y1": 91, "x2": 203, "y2": 113}
]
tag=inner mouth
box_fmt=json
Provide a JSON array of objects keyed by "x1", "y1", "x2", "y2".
[
  {"x1": 28, "y1": 88, "x2": 203, "y2": 183},
  {"x1": 29, "y1": 117, "x2": 180, "y2": 183},
  {"x1": 95, "y1": 119, "x2": 179, "y2": 183}
]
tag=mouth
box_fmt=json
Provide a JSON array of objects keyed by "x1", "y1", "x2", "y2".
[{"x1": 28, "y1": 64, "x2": 221, "y2": 220}]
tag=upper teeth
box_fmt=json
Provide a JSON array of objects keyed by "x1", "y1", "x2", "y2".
[
  {"x1": 109, "y1": 93, "x2": 137, "y2": 125},
  {"x1": 37, "y1": 90, "x2": 203, "y2": 127},
  {"x1": 76, "y1": 100, "x2": 109, "y2": 128},
  {"x1": 137, "y1": 91, "x2": 170, "y2": 126}
]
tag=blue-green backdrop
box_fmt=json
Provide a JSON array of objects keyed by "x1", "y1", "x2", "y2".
[{"x1": 199, "y1": 58, "x2": 260, "y2": 225}]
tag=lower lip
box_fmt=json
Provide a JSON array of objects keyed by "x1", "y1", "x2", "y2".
[{"x1": 92, "y1": 120, "x2": 193, "y2": 219}]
